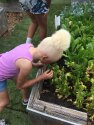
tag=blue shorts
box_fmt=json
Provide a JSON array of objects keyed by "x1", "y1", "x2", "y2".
[
  {"x1": 19, "y1": 0, "x2": 49, "y2": 14},
  {"x1": 0, "y1": 80, "x2": 7, "y2": 92}
]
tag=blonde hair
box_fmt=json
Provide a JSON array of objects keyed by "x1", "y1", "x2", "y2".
[{"x1": 37, "y1": 29, "x2": 71, "y2": 62}]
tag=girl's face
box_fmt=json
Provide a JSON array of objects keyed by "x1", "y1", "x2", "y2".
[{"x1": 40, "y1": 56, "x2": 51, "y2": 64}]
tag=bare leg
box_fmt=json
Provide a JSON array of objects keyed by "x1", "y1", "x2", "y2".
[
  {"x1": 21, "y1": 88, "x2": 30, "y2": 101},
  {"x1": 27, "y1": 12, "x2": 38, "y2": 39},
  {"x1": 0, "y1": 90, "x2": 9, "y2": 112},
  {"x1": 35, "y1": 14, "x2": 48, "y2": 41}
]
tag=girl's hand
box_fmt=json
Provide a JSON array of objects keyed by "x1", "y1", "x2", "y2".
[{"x1": 40, "y1": 70, "x2": 53, "y2": 80}]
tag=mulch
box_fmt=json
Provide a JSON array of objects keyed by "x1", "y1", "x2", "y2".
[{"x1": 3, "y1": 12, "x2": 24, "y2": 36}]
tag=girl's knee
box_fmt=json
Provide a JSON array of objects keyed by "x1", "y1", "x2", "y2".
[
  {"x1": 39, "y1": 20, "x2": 47, "y2": 28},
  {"x1": 0, "y1": 100, "x2": 9, "y2": 112},
  {"x1": 32, "y1": 20, "x2": 38, "y2": 25},
  {"x1": 0, "y1": 99, "x2": 9, "y2": 107}
]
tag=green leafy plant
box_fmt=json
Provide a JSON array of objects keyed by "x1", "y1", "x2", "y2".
[{"x1": 51, "y1": 2, "x2": 94, "y2": 122}]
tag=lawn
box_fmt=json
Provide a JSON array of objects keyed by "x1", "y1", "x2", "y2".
[
  {"x1": 0, "y1": 0, "x2": 18, "y2": 3},
  {"x1": 0, "y1": 3, "x2": 66, "y2": 125}
]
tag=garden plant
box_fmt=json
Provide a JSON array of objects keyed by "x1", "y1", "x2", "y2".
[{"x1": 50, "y1": 2, "x2": 94, "y2": 123}]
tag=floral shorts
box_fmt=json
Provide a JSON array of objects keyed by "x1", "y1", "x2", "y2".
[{"x1": 19, "y1": 0, "x2": 49, "y2": 14}]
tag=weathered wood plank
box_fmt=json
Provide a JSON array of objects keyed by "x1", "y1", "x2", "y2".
[
  {"x1": 0, "y1": 7, "x2": 8, "y2": 36},
  {"x1": 28, "y1": 66, "x2": 48, "y2": 105},
  {"x1": 35, "y1": 99, "x2": 87, "y2": 119},
  {"x1": 33, "y1": 99, "x2": 87, "y2": 124},
  {"x1": 29, "y1": 112, "x2": 70, "y2": 125}
]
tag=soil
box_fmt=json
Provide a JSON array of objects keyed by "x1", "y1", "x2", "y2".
[
  {"x1": 40, "y1": 81, "x2": 85, "y2": 112},
  {"x1": 4, "y1": 12, "x2": 24, "y2": 36}
]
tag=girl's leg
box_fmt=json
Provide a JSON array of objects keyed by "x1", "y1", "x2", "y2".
[
  {"x1": 0, "y1": 90, "x2": 9, "y2": 112},
  {"x1": 21, "y1": 88, "x2": 30, "y2": 104},
  {"x1": 35, "y1": 14, "x2": 48, "y2": 41},
  {"x1": 26, "y1": 12, "x2": 38, "y2": 43}
]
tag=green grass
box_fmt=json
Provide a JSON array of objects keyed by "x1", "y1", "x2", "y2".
[
  {"x1": 0, "y1": 0, "x2": 18, "y2": 3},
  {"x1": 52, "y1": 0, "x2": 71, "y2": 4},
  {"x1": 0, "y1": 4, "x2": 66, "y2": 125}
]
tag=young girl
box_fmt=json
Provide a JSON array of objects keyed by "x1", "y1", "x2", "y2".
[
  {"x1": 19, "y1": 0, "x2": 51, "y2": 43},
  {"x1": 0, "y1": 29, "x2": 71, "y2": 112}
]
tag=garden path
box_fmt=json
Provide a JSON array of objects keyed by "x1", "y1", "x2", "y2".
[{"x1": 0, "y1": 1, "x2": 23, "y2": 12}]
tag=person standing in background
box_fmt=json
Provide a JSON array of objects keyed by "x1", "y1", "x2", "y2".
[{"x1": 19, "y1": 0, "x2": 51, "y2": 43}]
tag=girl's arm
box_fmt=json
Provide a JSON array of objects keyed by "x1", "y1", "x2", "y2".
[
  {"x1": 16, "y1": 63, "x2": 32, "y2": 89},
  {"x1": 15, "y1": 59, "x2": 53, "y2": 89},
  {"x1": 18, "y1": 70, "x2": 53, "y2": 89},
  {"x1": 15, "y1": 59, "x2": 32, "y2": 89}
]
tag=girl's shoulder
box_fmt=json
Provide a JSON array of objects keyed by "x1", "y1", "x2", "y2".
[{"x1": 16, "y1": 58, "x2": 32, "y2": 70}]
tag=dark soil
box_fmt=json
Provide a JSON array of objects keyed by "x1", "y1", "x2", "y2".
[{"x1": 40, "y1": 81, "x2": 85, "y2": 112}]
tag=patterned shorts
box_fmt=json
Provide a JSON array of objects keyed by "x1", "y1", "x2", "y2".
[{"x1": 19, "y1": 0, "x2": 49, "y2": 14}]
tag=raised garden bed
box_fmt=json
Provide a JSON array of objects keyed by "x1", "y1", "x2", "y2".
[
  {"x1": 27, "y1": 68, "x2": 87, "y2": 125},
  {"x1": 27, "y1": 2, "x2": 94, "y2": 125}
]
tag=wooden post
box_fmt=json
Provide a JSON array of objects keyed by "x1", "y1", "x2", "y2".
[{"x1": 0, "y1": 7, "x2": 8, "y2": 36}]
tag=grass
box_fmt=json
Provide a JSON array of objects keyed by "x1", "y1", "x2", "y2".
[
  {"x1": 0, "y1": 4, "x2": 66, "y2": 125},
  {"x1": 0, "y1": 0, "x2": 18, "y2": 3}
]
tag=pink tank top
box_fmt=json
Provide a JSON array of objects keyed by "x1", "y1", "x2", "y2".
[{"x1": 0, "y1": 43, "x2": 33, "y2": 81}]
